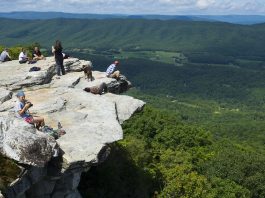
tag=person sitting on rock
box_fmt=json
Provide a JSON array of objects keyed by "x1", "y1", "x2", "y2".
[
  {"x1": 83, "y1": 83, "x2": 108, "y2": 95},
  {"x1": 14, "y1": 90, "x2": 45, "y2": 130},
  {"x1": 106, "y1": 60, "x2": 120, "y2": 79},
  {"x1": 18, "y1": 48, "x2": 29, "y2": 64},
  {"x1": 32, "y1": 46, "x2": 45, "y2": 60},
  {"x1": 0, "y1": 48, "x2": 12, "y2": 62}
]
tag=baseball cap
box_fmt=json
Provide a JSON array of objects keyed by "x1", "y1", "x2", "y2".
[{"x1": 16, "y1": 90, "x2": 25, "y2": 97}]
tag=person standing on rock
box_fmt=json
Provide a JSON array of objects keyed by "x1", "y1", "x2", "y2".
[
  {"x1": 106, "y1": 60, "x2": 120, "y2": 79},
  {"x1": 0, "y1": 48, "x2": 12, "y2": 62},
  {"x1": 52, "y1": 40, "x2": 65, "y2": 79},
  {"x1": 14, "y1": 90, "x2": 45, "y2": 130}
]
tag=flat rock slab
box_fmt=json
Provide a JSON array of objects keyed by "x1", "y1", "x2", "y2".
[
  {"x1": 0, "y1": 57, "x2": 145, "y2": 167},
  {"x1": 104, "y1": 93, "x2": 146, "y2": 124},
  {"x1": 24, "y1": 88, "x2": 123, "y2": 165}
]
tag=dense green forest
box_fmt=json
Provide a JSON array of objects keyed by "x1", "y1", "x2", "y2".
[
  {"x1": 1, "y1": 18, "x2": 265, "y2": 59},
  {"x1": 79, "y1": 106, "x2": 265, "y2": 197},
  {"x1": 1, "y1": 18, "x2": 265, "y2": 197},
  {"x1": 74, "y1": 52, "x2": 265, "y2": 197}
]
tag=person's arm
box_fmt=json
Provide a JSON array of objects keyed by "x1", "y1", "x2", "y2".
[
  {"x1": 18, "y1": 103, "x2": 31, "y2": 115},
  {"x1": 18, "y1": 52, "x2": 21, "y2": 60},
  {"x1": 52, "y1": 46, "x2": 55, "y2": 53},
  {"x1": 33, "y1": 51, "x2": 38, "y2": 57},
  {"x1": 7, "y1": 52, "x2": 11, "y2": 59}
]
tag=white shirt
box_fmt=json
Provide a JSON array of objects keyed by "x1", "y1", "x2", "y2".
[
  {"x1": 0, "y1": 50, "x2": 10, "y2": 62},
  {"x1": 19, "y1": 52, "x2": 27, "y2": 61}
]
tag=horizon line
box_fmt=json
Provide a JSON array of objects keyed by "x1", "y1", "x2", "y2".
[{"x1": 1, "y1": 11, "x2": 265, "y2": 16}]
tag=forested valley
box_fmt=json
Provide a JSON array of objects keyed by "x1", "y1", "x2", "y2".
[{"x1": 1, "y1": 18, "x2": 265, "y2": 197}]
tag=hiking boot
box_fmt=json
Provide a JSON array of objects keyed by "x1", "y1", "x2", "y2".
[{"x1": 58, "y1": 129, "x2": 66, "y2": 137}]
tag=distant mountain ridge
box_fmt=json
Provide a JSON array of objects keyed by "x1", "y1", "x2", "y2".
[
  {"x1": 1, "y1": 18, "x2": 265, "y2": 59},
  {"x1": 1, "y1": 12, "x2": 265, "y2": 24}
]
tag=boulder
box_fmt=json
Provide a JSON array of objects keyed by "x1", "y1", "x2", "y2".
[
  {"x1": 0, "y1": 57, "x2": 56, "y2": 91},
  {"x1": 0, "y1": 88, "x2": 12, "y2": 104},
  {"x1": 0, "y1": 115, "x2": 56, "y2": 167}
]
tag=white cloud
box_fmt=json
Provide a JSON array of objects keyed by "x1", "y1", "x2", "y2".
[
  {"x1": 196, "y1": 0, "x2": 215, "y2": 9},
  {"x1": 0, "y1": 0, "x2": 264, "y2": 14}
]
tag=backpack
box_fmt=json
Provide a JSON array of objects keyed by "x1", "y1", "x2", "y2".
[{"x1": 29, "y1": 67, "x2": 41, "y2": 72}]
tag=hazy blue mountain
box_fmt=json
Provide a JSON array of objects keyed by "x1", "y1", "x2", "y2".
[
  {"x1": 0, "y1": 12, "x2": 126, "y2": 20},
  {"x1": 195, "y1": 15, "x2": 265, "y2": 25},
  {"x1": 1, "y1": 12, "x2": 265, "y2": 24}
]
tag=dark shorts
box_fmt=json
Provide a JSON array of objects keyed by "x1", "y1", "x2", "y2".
[{"x1": 24, "y1": 116, "x2": 34, "y2": 124}]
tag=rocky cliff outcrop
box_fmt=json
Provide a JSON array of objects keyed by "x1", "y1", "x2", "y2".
[{"x1": 0, "y1": 57, "x2": 145, "y2": 198}]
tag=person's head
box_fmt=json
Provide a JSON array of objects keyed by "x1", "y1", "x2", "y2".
[
  {"x1": 21, "y1": 48, "x2": 25, "y2": 53},
  {"x1": 54, "y1": 40, "x2": 62, "y2": 50},
  {"x1": 5, "y1": 48, "x2": 8, "y2": 52},
  {"x1": 114, "y1": 60, "x2": 119, "y2": 66},
  {"x1": 83, "y1": 88, "x2": 91, "y2": 92},
  {"x1": 16, "y1": 90, "x2": 26, "y2": 102},
  {"x1": 34, "y1": 46, "x2": 39, "y2": 51}
]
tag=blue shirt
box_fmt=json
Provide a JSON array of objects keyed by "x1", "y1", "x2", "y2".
[
  {"x1": 14, "y1": 101, "x2": 31, "y2": 118},
  {"x1": 106, "y1": 64, "x2": 116, "y2": 75}
]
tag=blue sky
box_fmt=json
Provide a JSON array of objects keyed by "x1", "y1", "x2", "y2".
[{"x1": 0, "y1": 0, "x2": 265, "y2": 15}]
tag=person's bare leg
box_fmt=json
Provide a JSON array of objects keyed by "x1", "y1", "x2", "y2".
[
  {"x1": 111, "y1": 71, "x2": 120, "y2": 79},
  {"x1": 33, "y1": 116, "x2": 45, "y2": 130}
]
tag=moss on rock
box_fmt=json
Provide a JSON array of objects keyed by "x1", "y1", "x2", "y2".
[{"x1": 0, "y1": 154, "x2": 21, "y2": 192}]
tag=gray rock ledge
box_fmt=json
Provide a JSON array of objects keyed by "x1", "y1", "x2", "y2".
[{"x1": 0, "y1": 57, "x2": 145, "y2": 198}]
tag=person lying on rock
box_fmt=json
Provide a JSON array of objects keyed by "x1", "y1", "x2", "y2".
[
  {"x1": 106, "y1": 60, "x2": 120, "y2": 79},
  {"x1": 14, "y1": 90, "x2": 45, "y2": 130},
  {"x1": 83, "y1": 83, "x2": 108, "y2": 95},
  {"x1": 32, "y1": 46, "x2": 45, "y2": 61}
]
